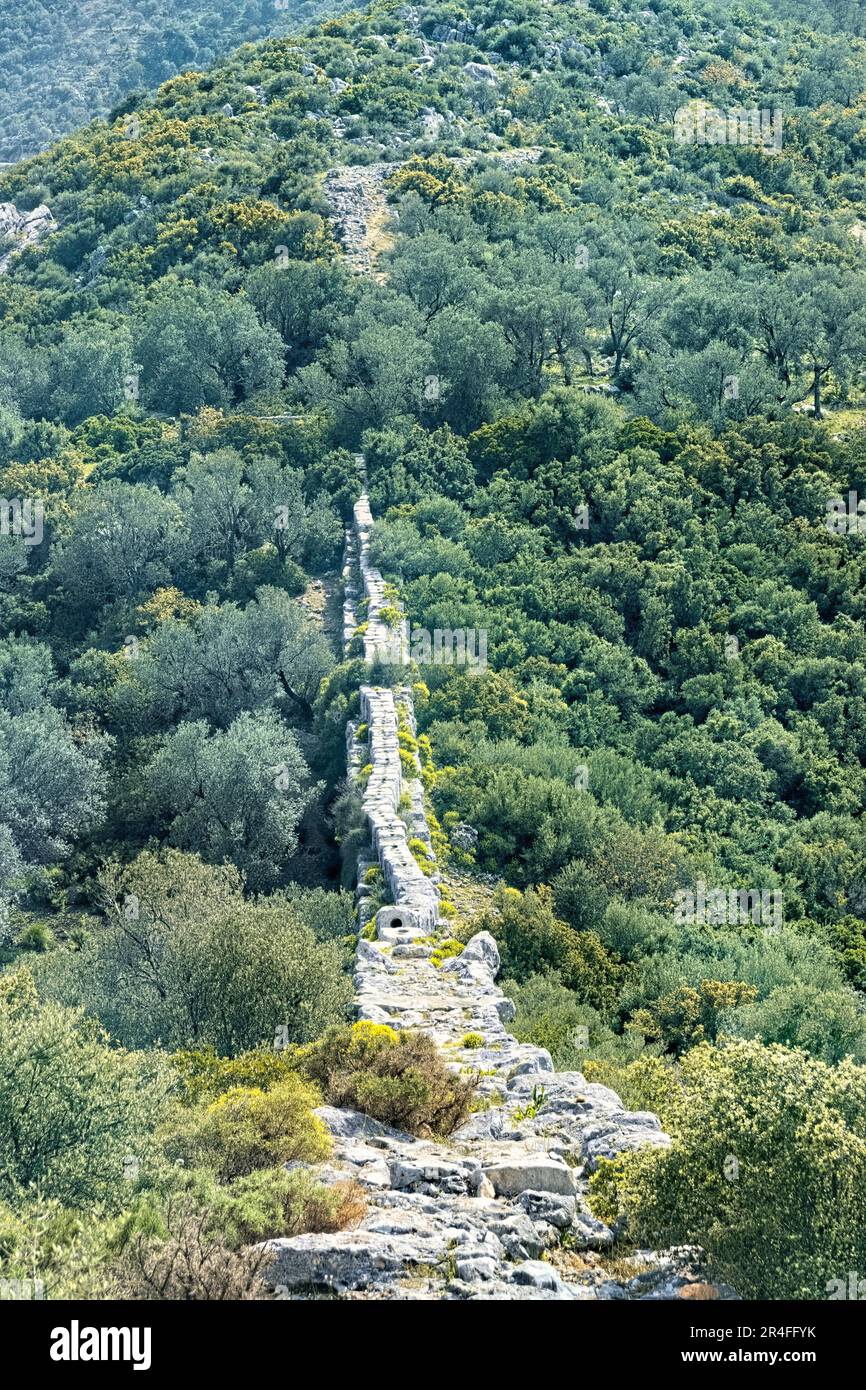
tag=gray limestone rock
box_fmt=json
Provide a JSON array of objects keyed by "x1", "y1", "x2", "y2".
[{"x1": 482, "y1": 1155, "x2": 576, "y2": 1198}]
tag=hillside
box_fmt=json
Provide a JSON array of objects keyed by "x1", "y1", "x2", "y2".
[
  {"x1": 0, "y1": 0, "x2": 348, "y2": 161},
  {"x1": 1, "y1": 0, "x2": 866, "y2": 1306}
]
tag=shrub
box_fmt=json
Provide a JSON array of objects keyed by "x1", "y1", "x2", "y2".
[
  {"x1": 408, "y1": 837, "x2": 435, "y2": 874},
  {"x1": 505, "y1": 971, "x2": 645, "y2": 1070},
  {"x1": 302, "y1": 1021, "x2": 477, "y2": 1136},
  {"x1": 169, "y1": 1047, "x2": 301, "y2": 1105},
  {"x1": 627, "y1": 979, "x2": 758, "y2": 1056},
  {"x1": 15, "y1": 920, "x2": 55, "y2": 952},
  {"x1": 117, "y1": 1196, "x2": 270, "y2": 1301},
  {"x1": 471, "y1": 885, "x2": 626, "y2": 1016},
  {"x1": 276, "y1": 886, "x2": 357, "y2": 943},
  {"x1": 431, "y1": 937, "x2": 463, "y2": 967},
  {"x1": 721, "y1": 982, "x2": 866, "y2": 1064},
  {"x1": 551, "y1": 860, "x2": 608, "y2": 933},
  {"x1": 432, "y1": 764, "x2": 604, "y2": 883},
  {"x1": 0, "y1": 1195, "x2": 121, "y2": 1300},
  {"x1": 821, "y1": 915, "x2": 866, "y2": 991},
  {"x1": 214, "y1": 1167, "x2": 366, "y2": 1246},
  {"x1": 461, "y1": 1032, "x2": 484, "y2": 1049},
  {"x1": 162, "y1": 1077, "x2": 330, "y2": 1181},
  {"x1": 588, "y1": 1040, "x2": 866, "y2": 1300},
  {"x1": 380, "y1": 604, "x2": 402, "y2": 629},
  {"x1": 582, "y1": 1054, "x2": 679, "y2": 1118},
  {"x1": 0, "y1": 968, "x2": 168, "y2": 1211}
]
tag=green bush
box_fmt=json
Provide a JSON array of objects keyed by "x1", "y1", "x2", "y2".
[
  {"x1": 276, "y1": 886, "x2": 357, "y2": 943},
  {"x1": 582, "y1": 1054, "x2": 679, "y2": 1118},
  {"x1": 722, "y1": 982, "x2": 866, "y2": 1065},
  {"x1": 116, "y1": 1192, "x2": 271, "y2": 1302},
  {"x1": 0, "y1": 1195, "x2": 120, "y2": 1300},
  {"x1": 15, "y1": 920, "x2": 56, "y2": 952},
  {"x1": 431, "y1": 937, "x2": 463, "y2": 967},
  {"x1": 628, "y1": 978, "x2": 758, "y2": 1056},
  {"x1": 169, "y1": 1046, "x2": 301, "y2": 1105},
  {"x1": 471, "y1": 885, "x2": 626, "y2": 1016},
  {"x1": 589, "y1": 1040, "x2": 866, "y2": 1300},
  {"x1": 213, "y1": 1167, "x2": 366, "y2": 1246},
  {"x1": 505, "y1": 971, "x2": 646, "y2": 1070},
  {"x1": 302, "y1": 1021, "x2": 477, "y2": 1136},
  {"x1": 162, "y1": 1077, "x2": 330, "y2": 1181},
  {"x1": 0, "y1": 969, "x2": 167, "y2": 1211}
]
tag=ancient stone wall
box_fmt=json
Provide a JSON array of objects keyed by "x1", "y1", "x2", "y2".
[
  {"x1": 261, "y1": 490, "x2": 722, "y2": 1302},
  {"x1": 345, "y1": 490, "x2": 439, "y2": 938}
]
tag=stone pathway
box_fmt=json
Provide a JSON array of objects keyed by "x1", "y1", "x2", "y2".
[
  {"x1": 323, "y1": 163, "x2": 396, "y2": 275},
  {"x1": 263, "y1": 492, "x2": 733, "y2": 1301}
]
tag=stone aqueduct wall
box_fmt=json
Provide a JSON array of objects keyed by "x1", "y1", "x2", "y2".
[
  {"x1": 343, "y1": 490, "x2": 439, "y2": 942},
  {"x1": 260, "y1": 489, "x2": 720, "y2": 1302}
]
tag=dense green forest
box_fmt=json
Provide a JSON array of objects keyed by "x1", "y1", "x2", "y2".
[
  {"x1": 2, "y1": 0, "x2": 866, "y2": 1302},
  {"x1": 0, "y1": 0, "x2": 348, "y2": 161}
]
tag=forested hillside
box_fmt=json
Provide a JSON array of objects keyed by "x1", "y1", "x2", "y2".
[
  {"x1": 2, "y1": 0, "x2": 866, "y2": 1303},
  {"x1": 0, "y1": 0, "x2": 347, "y2": 161}
]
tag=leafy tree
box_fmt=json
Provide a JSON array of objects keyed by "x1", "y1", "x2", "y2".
[
  {"x1": 469, "y1": 885, "x2": 626, "y2": 1016},
  {"x1": 51, "y1": 480, "x2": 187, "y2": 615},
  {"x1": 247, "y1": 258, "x2": 352, "y2": 370},
  {"x1": 130, "y1": 587, "x2": 332, "y2": 729},
  {"x1": 723, "y1": 981, "x2": 866, "y2": 1064},
  {"x1": 590, "y1": 1040, "x2": 866, "y2": 1300},
  {"x1": 136, "y1": 284, "x2": 284, "y2": 414},
  {"x1": 0, "y1": 968, "x2": 167, "y2": 1209},
  {"x1": 142, "y1": 711, "x2": 317, "y2": 888},
  {"x1": 47, "y1": 323, "x2": 133, "y2": 426},
  {"x1": 39, "y1": 850, "x2": 352, "y2": 1051}
]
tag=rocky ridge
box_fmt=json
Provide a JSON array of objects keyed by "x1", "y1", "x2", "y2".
[
  {"x1": 0, "y1": 201, "x2": 55, "y2": 273},
  {"x1": 263, "y1": 491, "x2": 729, "y2": 1301}
]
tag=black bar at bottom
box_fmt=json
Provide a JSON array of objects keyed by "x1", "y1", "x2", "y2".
[{"x1": 0, "y1": 1295, "x2": 857, "y2": 1377}]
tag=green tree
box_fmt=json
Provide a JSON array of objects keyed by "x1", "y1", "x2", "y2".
[
  {"x1": 136, "y1": 284, "x2": 284, "y2": 414},
  {"x1": 0, "y1": 969, "x2": 167, "y2": 1209},
  {"x1": 41, "y1": 850, "x2": 352, "y2": 1051},
  {"x1": 131, "y1": 587, "x2": 332, "y2": 729},
  {"x1": 590, "y1": 1040, "x2": 866, "y2": 1300},
  {"x1": 142, "y1": 710, "x2": 317, "y2": 888},
  {"x1": 51, "y1": 480, "x2": 187, "y2": 614}
]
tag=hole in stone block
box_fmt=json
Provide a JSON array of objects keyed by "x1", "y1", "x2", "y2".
[{"x1": 391, "y1": 916, "x2": 403, "y2": 929}]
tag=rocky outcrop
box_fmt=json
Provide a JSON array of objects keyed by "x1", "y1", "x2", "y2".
[
  {"x1": 323, "y1": 150, "x2": 544, "y2": 275},
  {"x1": 0, "y1": 202, "x2": 55, "y2": 273},
  {"x1": 259, "y1": 487, "x2": 726, "y2": 1302},
  {"x1": 323, "y1": 164, "x2": 396, "y2": 275}
]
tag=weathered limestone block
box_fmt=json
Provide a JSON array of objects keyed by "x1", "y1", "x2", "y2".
[
  {"x1": 266, "y1": 1229, "x2": 449, "y2": 1292},
  {"x1": 481, "y1": 1155, "x2": 577, "y2": 1198}
]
